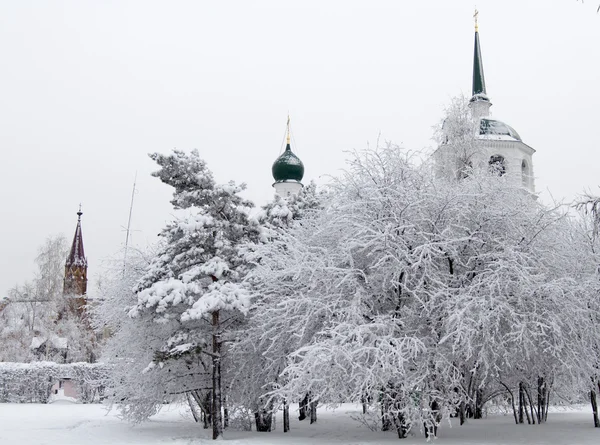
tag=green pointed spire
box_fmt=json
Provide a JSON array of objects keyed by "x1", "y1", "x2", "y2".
[{"x1": 472, "y1": 29, "x2": 487, "y2": 97}]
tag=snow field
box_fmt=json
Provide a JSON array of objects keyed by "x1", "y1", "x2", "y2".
[{"x1": 0, "y1": 403, "x2": 598, "y2": 445}]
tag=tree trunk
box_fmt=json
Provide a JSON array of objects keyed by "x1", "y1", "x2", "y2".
[
  {"x1": 544, "y1": 384, "x2": 550, "y2": 422},
  {"x1": 521, "y1": 383, "x2": 532, "y2": 425},
  {"x1": 223, "y1": 393, "x2": 229, "y2": 429},
  {"x1": 298, "y1": 393, "x2": 309, "y2": 421},
  {"x1": 381, "y1": 403, "x2": 392, "y2": 431},
  {"x1": 381, "y1": 389, "x2": 392, "y2": 431},
  {"x1": 283, "y1": 399, "x2": 290, "y2": 432},
  {"x1": 474, "y1": 389, "x2": 483, "y2": 419},
  {"x1": 518, "y1": 382, "x2": 525, "y2": 424},
  {"x1": 204, "y1": 391, "x2": 212, "y2": 429},
  {"x1": 211, "y1": 311, "x2": 223, "y2": 440},
  {"x1": 591, "y1": 389, "x2": 600, "y2": 428},
  {"x1": 254, "y1": 409, "x2": 273, "y2": 432},
  {"x1": 537, "y1": 376, "x2": 546, "y2": 424},
  {"x1": 510, "y1": 393, "x2": 518, "y2": 425},
  {"x1": 459, "y1": 401, "x2": 466, "y2": 425},
  {"x1": 395, "y1": 412, "x2": 409, "y2": 439},
  {"x1": 190, "y1": 390, "x2": 211, "y2": 429},
  {"x1": 187, "y1": 392, "x2": 200, "y2": 423},
  {"x1": 310, "y1": 399, "x2": 318, "y2": 424},
  {"x1": 500, "y1": 382, "x2": 518, "y2": 425},
  {"x1": 424, "y1": 400, "x2": 440, "y2": 439},
  {"x1": 524, "y1": 385, "x2": 536, "y2": 425}
]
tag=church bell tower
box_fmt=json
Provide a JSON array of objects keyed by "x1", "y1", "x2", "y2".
[
  {"x1": 434, "y1": 11, "x2": 536, "y2": 194},
  {"x1": 63, "y1": 207, "x2": 88, "y2": 298}
]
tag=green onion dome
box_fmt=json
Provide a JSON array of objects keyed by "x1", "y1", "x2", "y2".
[{"x1": 272, "y1": 143, "x2": 304, "y2": 182}]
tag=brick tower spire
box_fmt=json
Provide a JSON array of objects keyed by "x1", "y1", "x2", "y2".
[{"x1": 63, "y1": 207, "x2": 88, "y2": 297}]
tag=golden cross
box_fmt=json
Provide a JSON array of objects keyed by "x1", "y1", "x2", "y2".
[
  {"x1": 474, "y1": 8, "x2": 479, "y2": 31},
  {"x1": 286, "y1": 114, "x2": 291, "y2": 144}
]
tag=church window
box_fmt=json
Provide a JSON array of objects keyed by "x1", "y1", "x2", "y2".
[
  {"x1": 488, "y1": 155, "x2": 506, "y2": 176},
  {"x1": 521, "y1": 160, "x2": 529, "y2": 186}
]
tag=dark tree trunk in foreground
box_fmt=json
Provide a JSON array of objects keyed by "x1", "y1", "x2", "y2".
[
  {"x1": 499, "y1": 382, "x2": 518, "y2": 425},
  {"x1": 381, "y1": 402, "x2": 392, "y2": 431},
  {"x1": 591, "y1": 389, "x2": 600, "y2": 428},
  {"x1": 474, "y1": 389, "x2": 483, "y2": 419},
  {"x1": 424, "y1": 400, "x2": 441, "y2": 439},
  {"x1": 537, "y1": 376, "x2": 547, "y2": 424},
  {"x1": 203, "y1": 391, "x2": 212, "y2": 429},
  {"x1": 518, "y1": 382, "x2": 525, "y2": 424},
  {"x1": 310, "y1": 399, "x2": 318, "y2": 424},
  {"x1": 524, "y1": 385, "x2": 536, "y2": 425},
  {"x1": 254, "y1": 409, "x2": 273, "y2": 432},
  {"x1": 211, "y1": 311, "x2": 223, "y2": 440},
  {"x1": 381, "y1": 389, "x2": 392, "y2": 431},
  {"x1": 283, "y1": 399, "x2": 290, "y2": 432},
  {"x1": 299, "y1": 393, "x2": 309, "y2": 421},
  {"x1": 190, "y1": 389, "x2": 211, "y2": 429},
  {"x1": 223, "y1": 393, "x2": 229, "y2": 429},
  {"x1": 187, "y1": 392, "x2": 200, "y2": 423},
  {"x1": 394, "y1": 412, "x2": 409, "y2": 439},
  {"x1": 459, "y1": 401, "x2": 466, "y2": 425}
]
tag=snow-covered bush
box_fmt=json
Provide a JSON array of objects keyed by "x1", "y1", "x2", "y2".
[{"x1": 0, "y1": 361, "x2": 108, "y2": 403}]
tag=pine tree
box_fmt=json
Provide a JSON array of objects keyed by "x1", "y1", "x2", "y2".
[{"x1": 127, "y1": 149, "x2": 260, "y2": 439}]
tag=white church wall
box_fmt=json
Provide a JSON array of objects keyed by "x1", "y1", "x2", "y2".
[{"x1": 274, "y1": 181, "x2": 303, "y2": 198}]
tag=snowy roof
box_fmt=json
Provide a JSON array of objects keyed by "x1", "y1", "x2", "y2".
[
  {"x1": 30, "y1": 336, "x2": 68, "y2": 350},
  {"x1": 478, "y1": 118, "x2": 522, "y2": 142},
  {"x1": 30, "y1": 337, "x2": 45, "y2": 350}
]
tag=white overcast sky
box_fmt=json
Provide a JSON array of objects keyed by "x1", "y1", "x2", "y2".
[{"x1": 1, "y1": 0, "x2": 599, "y2": 298}]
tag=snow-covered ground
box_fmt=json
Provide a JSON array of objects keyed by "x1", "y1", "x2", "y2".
[{"x1": 0, "y1": 403, "x2": 598, "y2": 445}]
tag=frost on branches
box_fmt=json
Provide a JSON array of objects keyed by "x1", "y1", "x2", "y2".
[
  {"x1": 123, "y1": 150, "x2": 260, "y2": 439},
  {"x1": 231, "y1": 181, "x2": 324, "y2": 432},
  {"x1": 0, "y1": 235, "x2": 97, "y2": 364},
  {"x1": 242, "y1": 144, "x2": 598, "y2": 438}
]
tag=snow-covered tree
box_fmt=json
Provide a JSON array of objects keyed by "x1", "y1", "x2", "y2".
[
  {"x1": 572, "y1": 193, "x2": 600, "y2": 427},
  {"x1": 433, "y1": 95, "x2": 481, "y2": 180},
  {"x1": 242, "y1": 143, "x2": 595, "y2": 438},
  {"x1": 0, "y1": 235, "x2": 96, "y2": 363},
  {"x1": 230, "y1": 181, "x2": 324, "y2": 432},
  {"x1": 118, "y1": 149, "x2": 260, "y2": 439}
]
